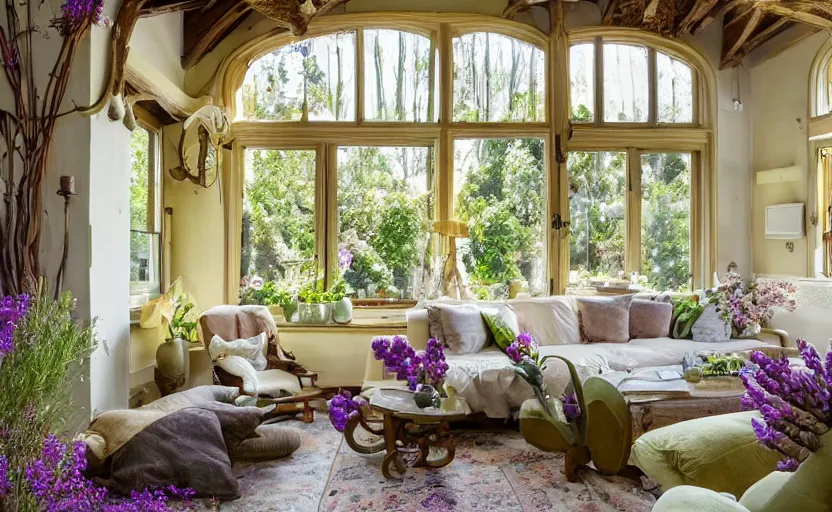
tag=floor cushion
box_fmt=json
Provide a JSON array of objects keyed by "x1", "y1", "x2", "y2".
[
  {"x1": 228, "y1": 424, "x2": 302, "y2": 461},
  {"x1": 631, "y1": 411, "x2": 782, "y2": 498}
]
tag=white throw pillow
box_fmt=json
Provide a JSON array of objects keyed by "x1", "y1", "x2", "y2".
[
  {"x1": 209, "y1": 332, "x2": 267, "y2": 371},
  {"x1": 510, "y1": 297, "x2": 580, "y2": 346},
  {"x1": 216, "y1": 355, "x2": 260, "y2": 395},
  {"x1": 255, "y1": 369, "x2": 302, "y2": 397},
  {"x1": 691, "y1": 305, "x2": 732, "y2": 342}
]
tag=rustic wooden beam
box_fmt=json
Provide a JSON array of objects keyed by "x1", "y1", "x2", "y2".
[
  {"x1": 601, "y1": 0, "x2": 620, "y2": 25},
  {"x1": 182, "y1": 0, "x2": 251, "y2": 70},
  {"x1": 677, "y1": 0, "x2": 724, "y2": 34},
  {"x1": 733, "y1": 0, "x2": 832, "y2": 29},
  {"x1": 642, "y1": 0, "x2": 676, "y2": 36},
  {"x1": 502, "y1": 0, "x2": 551, "y2": 20},
  {"x1": 244, "y1": 0, "x2": 351, "y2": 36},
  {"x1": 139, "y1": 0, "x2": 211, "y2": 17},
  {"x1": 721, "y1": 7, "x2": 765, "y2": 68}
]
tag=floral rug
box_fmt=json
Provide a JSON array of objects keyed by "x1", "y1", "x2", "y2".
[{"x1": 214, "y1": 417, "x2": 655, "y2": 512}]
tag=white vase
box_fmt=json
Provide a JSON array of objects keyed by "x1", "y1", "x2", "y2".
[
  {"x1": 333, "y1": 297, "x2": 353, "y2": 324},
  {"x1": 298, "y1": 302, "x2": 328, "y2": 324}
]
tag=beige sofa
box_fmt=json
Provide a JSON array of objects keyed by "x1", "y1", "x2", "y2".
[{"x1": 363, "y1": 296, "x2": 789, "y2": 418}]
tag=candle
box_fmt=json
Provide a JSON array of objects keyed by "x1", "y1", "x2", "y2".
[{"x1": 59, "y1": 176, "x2": 76, "y2": 195}]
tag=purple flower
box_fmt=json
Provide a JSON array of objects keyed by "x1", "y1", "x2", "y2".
[
  {"x1": 328, "y1": 390, "x2": 365, "y2": 432},
  {"x1": 0, "y1": 294, "x2": 30, "y2": 357},
  {"x1": 338, "y1": 245, "x2": 354, "y2": 270},
  {"x1": 505, "y1": 332, "x2": 539, "y2": 364},
  {"x1": 506, "y1": 343, "x2": 522, "y2": 364},
  {"x1": 371, "y1": 336, "x2": 446, "y2": 391},
  {"x1": 561, "y1": 392, "x2": 581, "y2": 422},
  {"x1": 776, "y1": 458, "x2": 800, "y2": 472},
  {"x1": 0, "y1": 456, "x2": 10, "y2": 497},
  {"x1": 52, "y1": 0, "x2": 108, "y2": 36}
]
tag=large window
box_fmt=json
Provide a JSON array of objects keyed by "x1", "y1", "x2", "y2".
[
  {"x1": 129, "y1": 125, "x2": 162, "y2": 307},
  {"x1": 229, "y1": 19, "x2": 712, "y2": 303}
]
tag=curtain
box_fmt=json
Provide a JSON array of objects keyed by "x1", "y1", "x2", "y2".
[{"x1": 822, "y1": 149, "x2": 832, "y2": 275}]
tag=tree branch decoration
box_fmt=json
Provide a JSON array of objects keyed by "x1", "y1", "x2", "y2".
[{"x1": 0, "y1": 0, "x2": 111, "y2": 296}]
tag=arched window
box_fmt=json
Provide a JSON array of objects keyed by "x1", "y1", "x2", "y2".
[
  {"x1": 224, "y1": 16, "x2": 714, "y2": 303},
  {"x1": 570, "y1": 39, "x2": 696, "y2": 125},
  {"x1": 812, "y1": 41, "x2": 832, "y2": 118}
]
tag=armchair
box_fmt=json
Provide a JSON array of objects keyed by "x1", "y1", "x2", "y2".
[
  {"x1": 198, "y1": 305, "x2": 322, "y2": 422},
  {"x1": 653, "y1": 432, "x2": 832, "y2": 512}
]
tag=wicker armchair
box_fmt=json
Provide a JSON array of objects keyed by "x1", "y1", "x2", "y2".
[{"x1": 198, "y1": 305, "x2": 322, "y2": 422}]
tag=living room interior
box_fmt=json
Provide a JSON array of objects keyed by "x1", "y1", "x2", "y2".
[{"x1": 1, "y1": 0, "x2": 831, "y2": 510}]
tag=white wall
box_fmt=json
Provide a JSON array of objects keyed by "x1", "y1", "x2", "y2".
[
  {"x1": 131, "y1": 13, "x2": 184, "y2": 88},
  {"x1": 749, "y1": 32, "x2": 827, "y2": 276}
]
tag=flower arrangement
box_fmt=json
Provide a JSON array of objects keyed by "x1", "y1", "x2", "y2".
[
  {"x1": 505, "y1": 333, "x2": 581, "y2": 422},
  {"x1": 741, "y1": 338, "x2": 830, "y2": 472},
  {"x1": 0, "y1": 287, "x2": 196, "y2": 510},
  {"x1": 708, "y1": 271, "x2": 797, "y2": 337},
  {"x1": 327, "y1": 390, "x2": 367, "y2": 433},
  {"x1": 371, "y1": 336, "x2": 449, "y2": 392},
  {"x1": 165, "y1": 294, "x2": 198, "y2": 343}
]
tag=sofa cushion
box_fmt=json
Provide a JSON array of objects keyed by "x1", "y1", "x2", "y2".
[
  {"x1": 630, "y1": 299, "x2": 672, "y2": 339},
  {"x1": 577, "y1": 295, "x2": 633, "y2": 344},
  {"x1": 481, "y1": 311, "x2": 517, "y2": 351},
  {"x1": 427, "y1": 304, "x2": 492, "y2": 354},
  {"x1": 510, "y1": 296, "x2": 580, "y2": 346},
  {"x1": 631, "y1": 411, "x2": 781, "y2": 498}
]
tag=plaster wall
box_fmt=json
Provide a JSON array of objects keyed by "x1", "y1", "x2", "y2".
[
  {"x1": 131, "y1": 13, "x2": 185, "y2": 88},
  {"x1": 750, "y1": 32, "x2": 827, "y2": 277}
]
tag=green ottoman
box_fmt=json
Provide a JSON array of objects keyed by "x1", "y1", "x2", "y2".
[{"x1": 630, "y1": 411, "x2": 782, "y2": 498}]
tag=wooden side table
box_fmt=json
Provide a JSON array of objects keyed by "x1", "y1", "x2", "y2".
[{"x1": 343, "y1": 388, "x2": 470, "y2": 479}]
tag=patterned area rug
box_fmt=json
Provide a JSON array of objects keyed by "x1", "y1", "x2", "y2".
[{"x1": 216, "y1": 417, "x2": 655, "y2": 512}]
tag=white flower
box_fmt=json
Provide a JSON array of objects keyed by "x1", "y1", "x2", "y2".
[{"x1": 250, "y1": 276, "x2": 265, "y2": 290}]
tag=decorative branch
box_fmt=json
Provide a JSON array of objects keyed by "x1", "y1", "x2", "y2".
[
  {"x1": 0, "y1": 0, "x2": 110, "y2": 296},
  {"x1": 244, "y1": 0, "x2": 350, "y2": 36}
]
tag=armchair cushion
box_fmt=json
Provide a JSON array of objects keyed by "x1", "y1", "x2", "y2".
[{"x1": 631, "y1": 411, "x2": 782, "y2": 498}]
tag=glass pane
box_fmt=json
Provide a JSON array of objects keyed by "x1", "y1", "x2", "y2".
[
  {"x1": 454, "y1": 138, "x2": 546, "y2": 298},
  {"x1": 241, "y1": 32, "x2": 356, "y2": 121},
  {"x1": 570, "y1": 43, "x2": 594, "y2": 122},
  {"x1": 603, "y1": 44, "x2": 648, "y2": 123},
  {"x1": 241, "y1": 149, "x2": 317, "y2": 296},
  {"x1": 567, "y1": 151, "x2": 627, "y2": 285},
  {"x1": 364, "y1": 30, "x2": 437, "y2": 122},
  {"x1": 657, "y1": 52, "x2": 693, "y2": 123},
  {"x1": 129, "y1": 127, "x2": 150, "y2": 231},
  {"x1": 337, "y1": 147, "x2": 434, "y2": 300},
  {"x1": 453, "y1": 33, "x2": 545, "y2": 122},
  {"x1": 641, "y1": 152, "x2": 691, "y2": 292},
  {"x1": 130, "y1": 232, "x2": 161, "y2": 307}
]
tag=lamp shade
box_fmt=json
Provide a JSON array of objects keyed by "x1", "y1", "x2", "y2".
[{"x1": 433, "y1": 220, "x2": 469, "y2": 238}]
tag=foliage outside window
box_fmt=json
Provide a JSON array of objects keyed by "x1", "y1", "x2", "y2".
[
  {"x1": 569, "y1": 43, "x2": 594, "y2": 122},
  {"x1": 129, "y1": 126, "x2": 162, "y2": 307},
  {"x1": 454, "y1": 138, "x2": 546, "y2": 298},
  {"x1": 453, "y1": 32, "x2": 545, "y2": 122},
  {"x1": 604, "y1": 44, "x2": 649, "y2": 123},
  {"x1": 567, "y1": 151, "x2": 626, "y2": 280},
  {"x1": 338, "y1": 146, "x2": 434, "y2": 299},
  {"x1": 241, "y1": 149, "x2": 317, "y2": 286}
]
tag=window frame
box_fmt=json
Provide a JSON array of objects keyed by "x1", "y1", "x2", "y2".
[
  {"x1": 129, "y1": 110, "x2": 165, "y2": 308},
  {"x1": 221, "y1": 15, "x2": 717, "y2": 304}
]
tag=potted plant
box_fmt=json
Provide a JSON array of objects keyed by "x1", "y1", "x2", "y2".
[
  {"x1": 239, "y1": 276, "x2": 298, "y2": 321},
  {"x1": 297, "y1": 279, "x2": 330, "y2": 324}
]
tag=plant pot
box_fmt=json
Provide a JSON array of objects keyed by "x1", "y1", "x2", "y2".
[
  {"x1": 268, "y1": 304, "x2": 283, "y2": 317},
  {"x1": 155, "y1": 338, "x2": 190, "y2": 397},
  {"x1": 333, "y1": 297, "x2": 353, "y2": 324},
  {"x1": 298, "y1": 302, "x2": 330, "y2": 324}
]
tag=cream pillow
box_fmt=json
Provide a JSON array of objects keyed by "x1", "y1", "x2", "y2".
[
  {"x1": 216, "y1": 356, "x2": 260, "y2": 395},
  {"x1": 577, "y1": 295, "x2": 633, "y2": 344},
  {"x1": 510, "y1": 297, "x2": 580, "y2": 346},
  {"x1": 209, "y1": 332, "x2": 267, "y2": 371},
  {"x1": 427, "y1": 304, "x2": 491, "y2": 355}
]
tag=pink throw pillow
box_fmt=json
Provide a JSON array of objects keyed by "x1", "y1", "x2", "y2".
[
  {"x1": 577, "y1": 295, "x2": 633, "y2": 344},
  {"x1": 629, "y1": 299, "x2": 673, "y2": 339}
]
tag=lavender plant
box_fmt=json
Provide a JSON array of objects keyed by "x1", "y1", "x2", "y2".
[{"x1": 741, "y1": 338, "x2": 831, "y2": 472}]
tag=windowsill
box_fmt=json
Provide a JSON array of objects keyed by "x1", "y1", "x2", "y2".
[{"x1": 275, "y1": 307, "x2": 408, "y2": 331}]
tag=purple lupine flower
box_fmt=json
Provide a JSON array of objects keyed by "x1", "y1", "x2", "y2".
[
  {"x1": 798, "y1": 339, "x2": 826, "y2": 384},
  {"x1": 0, "y1": 294, "x2": 31, "y2": 357},
  {"x1": 328, "y1": 390, "x2": 365, "y2": 432},
  {"x1": 0, "y1": 456, "x2": 10, "y2": 497},
  {"x1": 561, "y1": 392, "x2": 581, "y2": 422},
  {"x1": 751, "y1": 417, "x2": 782, "y2": 449},
  {"x1": 422, "y1": 338, "x2": 449, "y2": 389}
]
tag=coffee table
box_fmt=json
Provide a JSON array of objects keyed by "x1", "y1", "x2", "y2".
[
  {"x1": 343, "y1": 387, "x2": 471, "y2": 479},
  {"x1": 600, "y1": 366, "x2": 746, "y2": 440}
]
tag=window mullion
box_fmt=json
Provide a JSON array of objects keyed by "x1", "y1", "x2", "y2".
[
  {"x1": 625, "y1": 147, "x2": 642, "y2": 275},
  {"x1": 318, "y1": 144, "x2": 336, "y2": 288},
  {"x1": 356, "y1": 27, "x2": 364, "y2": 124},
  {"x1": 648, "y1": 48, "x2": 657, "y2": 127},
  {"x1": 594, "y1": 37, "x2": 603, "y2": 127}
]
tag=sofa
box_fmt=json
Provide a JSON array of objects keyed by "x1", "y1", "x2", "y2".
[{"x1": 363, "y1": 296, "x2": 790, "y2": 418}]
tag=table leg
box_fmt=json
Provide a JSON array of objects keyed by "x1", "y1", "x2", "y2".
[{"x1": 381, "y1": 413, "x2": 406, "y2": 479}]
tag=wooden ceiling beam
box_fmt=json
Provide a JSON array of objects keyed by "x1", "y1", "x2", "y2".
[
  {"x1": 182, "y1": 0, "x2": 251, "y2": 70},
  {"x1": 139, "y1": 0, "x2": 212, "y2": 17},
  {"x1": 721, "y1": 7, "x2": 767, "y2": 68},
  {"x1": 244, "y1": 0, "x2": 350, "y2": 36},
  {"x1": 502, "y1": 0, "x2": 552, "y2": 20},
  {"x1": 677, "y1": 0, "x2": 725, "y2": 34},
  {"x1": 642, "y1": 0, "x2": 676, "y2": 36},
  {"x1": 752, "y1": 0, "x2": 832, "y2": 29}
]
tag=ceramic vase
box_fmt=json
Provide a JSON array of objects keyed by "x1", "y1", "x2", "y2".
[
  {"x1": 333, "y1": 297, "x2": 353, "y2": 324},
  {"x1": 298, "y1": 302, "x2": 329, "y2": 324},
  {"x1": 154, "y1": 337, "x2": 189, "y2": 397},
  {"x1": 413, "y1": 385, "x2": 441, "y2": 408}
]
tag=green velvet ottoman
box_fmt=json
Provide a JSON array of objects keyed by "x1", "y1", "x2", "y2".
[{"x1": 630, "y1": 410, "x2": 782, "y2": 498}]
